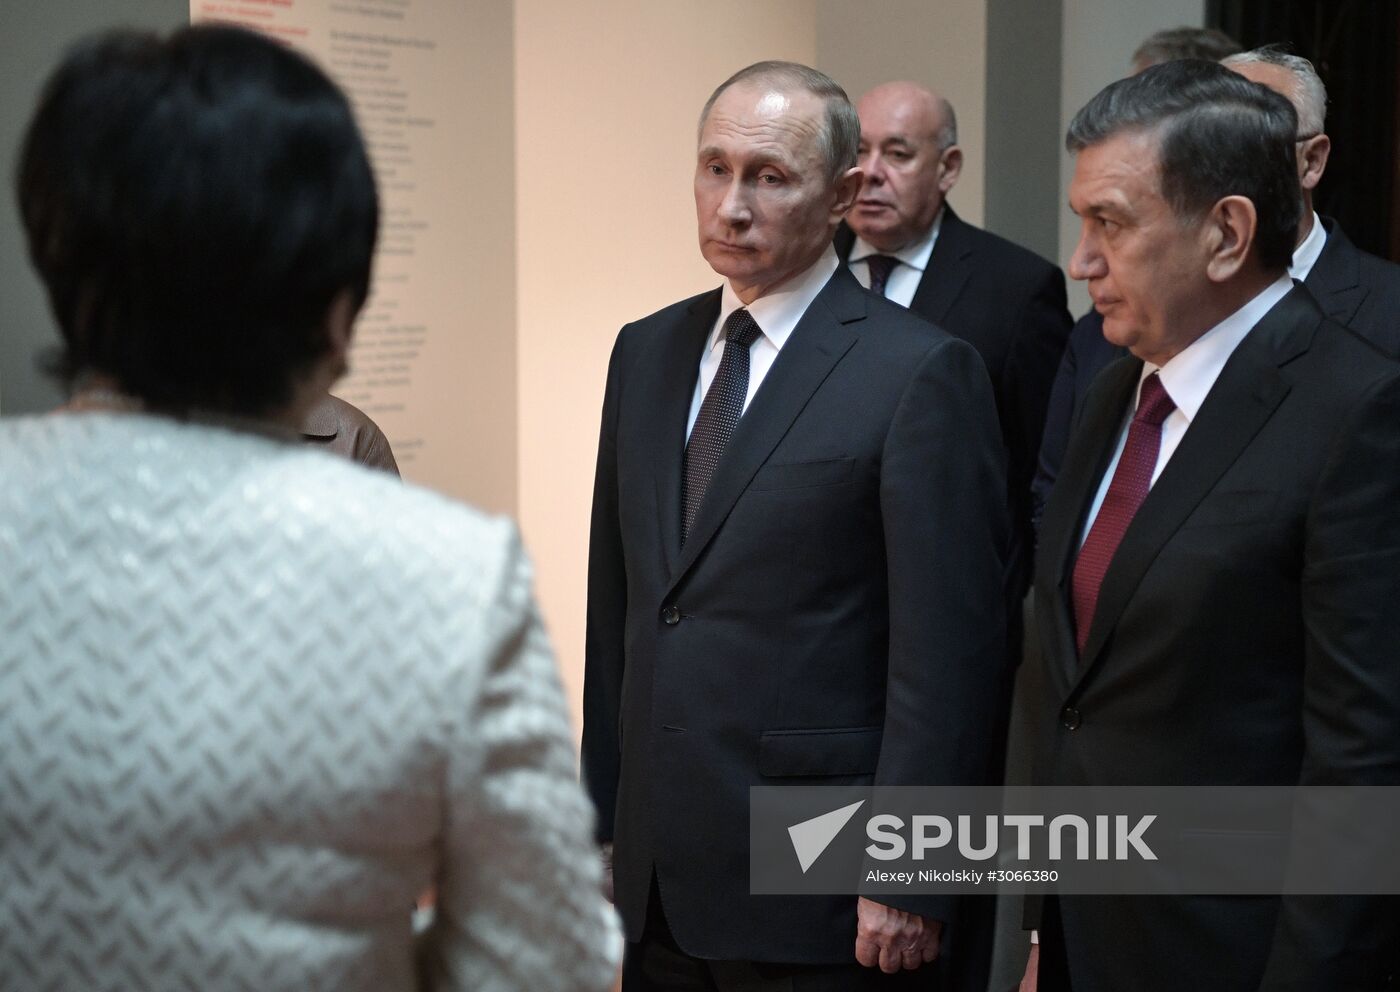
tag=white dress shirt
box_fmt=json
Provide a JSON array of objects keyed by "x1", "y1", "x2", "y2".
[
  {"x1": 847, "y1": 208, "x2": 944, "y2": 307},
  {"x1": 1289, "y1": 210, "x2": 1327, "y2": 283},
  {"x1": 686, "y1": 246, "x2": 839, "y2": 439},
  {"x1": 1079, "y1": 274, "x2": 1294, "y2": 546}
]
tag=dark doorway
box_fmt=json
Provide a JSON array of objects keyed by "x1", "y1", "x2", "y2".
[{"x1": 1209, "y1": 0, "x2": 1400, "y2": 261}]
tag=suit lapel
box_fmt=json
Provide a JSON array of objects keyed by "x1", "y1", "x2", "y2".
[
  {"x1": 909, "y1": 207, "x2": 975, "y2": 324},
  {"x1": 647, "y1": 291, "x2": 720, "y2": 579},
  {"x1": 665, "y1": 268, "x2": 863, "y2": 593},
  {"x1": 1068, "y1": 290, "x2": 1318, "y2": 692},
  {"x1": 1038, "y1": 356, "x2": 1141, "y2": 686},
  {"x1": 1303, "y1": 219, "x2": 1367, "y2": 326}
]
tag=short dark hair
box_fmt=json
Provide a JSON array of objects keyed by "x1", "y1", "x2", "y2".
[
  {"x1": 1132, "y1": 26, "x2": 1241, "y2": 68},
  {"x1": 698, "y1": 60, "x2": 860, "y2": 183},
  {"x1": 17, "y1": 25, "x2": 378, "y2": 416},
  {"x1": 1066, "y1": 59, "x2": 1301, "y2": 271}
]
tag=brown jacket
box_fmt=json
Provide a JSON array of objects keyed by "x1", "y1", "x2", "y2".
[{"x1": 301, "y1": 395, "x2": 399, "y2": 475}]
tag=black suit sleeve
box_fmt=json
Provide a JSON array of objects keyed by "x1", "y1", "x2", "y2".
[
  {"x1": 1031, "y1": 325, "x2": 1079, "y2": 538},
  {"x1": 581, "y1": 329, "x2": 630, "y2": 843},
  {"x1": 1259, "y1": 372, "x2": 1400, "y2": 989},
  {"x1": 1002, "y1": 265, "x2": 1073, "y2": 485},
  {"x1": 1001, "y1": 264, "x2": 1071, "y2": 590},
  {"x1": 873, "y1": 334, "x2": 1009, "y2": 922}
]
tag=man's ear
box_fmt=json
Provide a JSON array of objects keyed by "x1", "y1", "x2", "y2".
[
  {"x1": 937, "y1": 145, "x2": 963, "y2": 194},
  {"x1": 832, "y1": 166, "x2": 864, "y2": 218},
  {"x1": 1205, "y1": 195, "x2": 1258, "y2": 283},
  {"x1": 1298, "y1": 133, "x2": 1330, "y2": 193}
]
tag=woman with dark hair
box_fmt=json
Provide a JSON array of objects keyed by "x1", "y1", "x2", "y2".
[{"x1": 0, "y1": 25, "x2": 619, "y2": 991}]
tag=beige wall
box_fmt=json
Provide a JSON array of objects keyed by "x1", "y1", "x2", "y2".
[
  {"x1": 984, "y1": 0, "x2": 1064, "y2": 263},
  {"x1": 816, "y1": 0, "x2": 988, "y2": 226},
  {"x1": 390, "y1": 0, "x2": 517, "y2": 515},
  {"x1": 514, "y1": 0, "x2": 818, "y2": 731}
]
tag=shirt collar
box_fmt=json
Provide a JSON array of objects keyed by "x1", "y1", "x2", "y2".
[
  {"x1": 848, "y1": 206, "x2": 943, "y2": 273},
  {"x1": 1143, "y1": 274, "x2": 1293, "y2": 424},
  {"x1": 1288, "y1": 211, "x2": 1326, "y2": 283},
  {"x1": 710, "y1": 246, "x2": 839, "y2": 354}
]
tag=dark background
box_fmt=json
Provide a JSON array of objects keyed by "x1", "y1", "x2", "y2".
[{"x1": 1209, "y1": 0, "x2": 1400, "y2": 261}]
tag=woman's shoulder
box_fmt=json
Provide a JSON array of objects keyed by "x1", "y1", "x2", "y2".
[{"x1": 2, "y1": 411, "x2": 524, "y2": 614}]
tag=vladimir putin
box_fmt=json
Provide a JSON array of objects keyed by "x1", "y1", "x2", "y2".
[{"x1": 583, "y1": 61, "x2": 1009, "y2": 991}]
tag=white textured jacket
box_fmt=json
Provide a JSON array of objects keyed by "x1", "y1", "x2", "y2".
[{"x1": 0, "y1": 413, "x2": 620, "y2": 992}]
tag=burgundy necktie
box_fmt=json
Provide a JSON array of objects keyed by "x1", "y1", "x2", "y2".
[
  {"x1": 1071, "y1": 373, "x2": 1176, "y2": 655},
  {"x1": 682, "y1": 308, "x2": 762, "y2": 545},
  {"x1": 864, "y1": 255, "x2": 899, "y2": 297}
]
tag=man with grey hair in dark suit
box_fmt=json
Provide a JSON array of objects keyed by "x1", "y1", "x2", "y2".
[{"x1": 1222, "y1": 46, "x2": 1400, "y2": 359}]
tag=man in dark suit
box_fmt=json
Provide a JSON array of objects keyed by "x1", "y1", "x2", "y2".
[
  {"x1": 582, "y1": 61, "x2": 1008, "y2": 991},
  {"x1": 1029, "y1": 311, "x2": 1119, "y2": 534},
  {"x1": 835, "y1": 82, "x2": 1071, "y2": 619},
  {"x1": 1021, "y1": 60, "x2": 1400, "y2": 992},
  {"x1": 1033, "y1": 47, "x2": 1400, "y2": 532},
  {"x1": 1222, "y1": 47, "x2": 1400, "y2": 358}
]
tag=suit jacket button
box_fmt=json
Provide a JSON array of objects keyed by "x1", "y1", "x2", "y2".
[
  {"x1": 661, "y1": 605, "x2": 681, "y2": 625},
  {"x1": 1061, "y1": 706, "x2": 1082, "y2": 730}
]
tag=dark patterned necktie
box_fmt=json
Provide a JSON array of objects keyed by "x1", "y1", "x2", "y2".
[
  {"x1": 1071, "y1": 372, "x2": 1176, "y2": 655},
  {"x1": 682, "y1": 308, "x2": 762, "y2": 545},
  {"x1": 864, "y1": 255, "x2": 899, "y2": 297}
]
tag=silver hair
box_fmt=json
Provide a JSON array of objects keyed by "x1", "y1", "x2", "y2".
[
  {"x1": 697, "y1": 60, "x2": 860, "y2": 183},
  {"x1": 1221, "y1": 47, "x2": 1327, "y2": 136}
]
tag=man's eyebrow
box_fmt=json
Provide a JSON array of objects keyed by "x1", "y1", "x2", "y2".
[
  {"x1": 698, "y1": 146, "x2": 795, "y2": 171},
  {"x1": 748, "y1": 149, "x2": 795, "y2": 169},
  {"x1": 1072, "y1": 197, "x2": 1125, "y2": 218}
]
